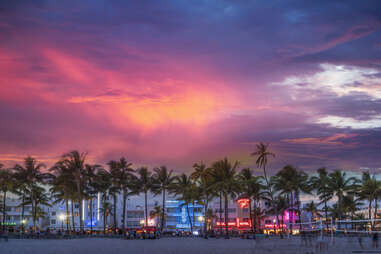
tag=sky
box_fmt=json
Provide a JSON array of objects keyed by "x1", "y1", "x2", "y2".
[{"x1": 0, "y1": 0, "x2": 381, "y2": 174}]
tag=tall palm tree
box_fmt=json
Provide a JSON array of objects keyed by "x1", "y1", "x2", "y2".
[
  {"x1": 50, "y1": 161, "x2": 77, "y2": 232},
  {"x1": 23, "y1": 185, "x2": 51, "y2": 229},
  {"x1": 153, "y1": 165, "x2": 176, "y2": 232},
  {"x1": 171, "y1": 173, "x2": 195, "y2": 233},
  {"x1": 211, "y1": 158, "x2": 240, "y2": 239},
  {"x1": 238, "y1": 168, "x2": 265, "y2": 233},
  {"x1": 94, "y1": 169, "x2": 112, "y2": 233},
  {"x1": 356, "y1": 172, "x2": 381, "y2": 228},
  {"x1": 108, "y1": 158, "x2": 135, "y2": 232},
  {"x1": 135, "y1": 167, "x2": 154, "y2": 227},
  {"x1": 251, "y1": 142, "x2": 275, "y2": 188},
  {"x1": 83, "y1": 164, "x2": 103, "y2": 233},
  {"x1": 13, "y1": 156, "x2": 47, "y2": 231},
  {"x1": 328, "y1": 170, "x2": 357, "y2": 223},
  {"x1": 191, "y1": 162, "x2": 216, "y2": 238},
  {"x1": 108, "y1": 160, "x2": 122, "y2": 231},
  {"x1": 0, "y1": 167, "x2": 13, "y2": 230},
  {"x1": 309, "y1": 168, "x2": 333, "y2": 229},
  {"x1": 60, "y1": 151, "x2": 87, "y2": 231},
  {"x1": 273, "y1": 165, "x2": 310, "y2": 231}
]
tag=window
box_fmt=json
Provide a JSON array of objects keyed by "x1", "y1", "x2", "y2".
[
  {"x1": 127, "y1": 221, "x2": 141, "y2": 227},
  {"x1": 228, "y1": 208, "x2": 236, "y2": 213},
  {"x1": 74, "y1": 212, "x2": 79, "y2": 217},
  {"x1": 166, "y1": 216, "x2": 177, "y2": 223},
  {"x1": 51, "y1": 220, "x2": 56, "y2": 225},
  {"x1": 74, "y1": 204, "x2": 79, "y2": 209},
  {"x1": 242, "y1": 208, "x2": 249, "y2": 213},
  {"x1": 265, "y1": 220, "x2": 272, "y2": 224},
  {"x1": 52, "y1": 211, "x2": 56, "y2": 216},
  {"x1": 215, "y1": 209, "x2": 223, "y2": 213},
  {"x1": 193, "y1": 208, "x2": 203, "y2": 213},
  {"x1": 127, "y1": 211, "x2": 144, "y2": 218},
  {"x1": 166, "y1": 208, "x2": 177, "y2": 213}
]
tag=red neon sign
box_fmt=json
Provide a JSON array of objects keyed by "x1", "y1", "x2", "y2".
[{"x1": 237, "y1": 198, "x2": 250, "y2": 208}]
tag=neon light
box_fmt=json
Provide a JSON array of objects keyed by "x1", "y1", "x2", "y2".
[
  {"x1": 237, "y1": 198, "x2": 250, "y2": 208},
  {"x1": 264, "y1": 224, "x2": 287, "y2": 228}
]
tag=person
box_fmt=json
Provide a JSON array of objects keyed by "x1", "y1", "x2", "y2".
[{"x1": 373, "y1": 232, "x2": 379, "y2": 248}]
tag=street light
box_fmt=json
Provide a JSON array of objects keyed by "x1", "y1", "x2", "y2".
[{"x1": 59, "y1": 214, "x2": 66, "y2": 231}]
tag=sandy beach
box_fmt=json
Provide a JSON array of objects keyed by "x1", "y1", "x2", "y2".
[{"x1": 0, "y1": 236, "x2": 376, "y2": 254}]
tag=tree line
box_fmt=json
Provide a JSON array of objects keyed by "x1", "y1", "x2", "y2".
[{"x1": 0, "y1": 143, "x2": 380, "y2": 238}]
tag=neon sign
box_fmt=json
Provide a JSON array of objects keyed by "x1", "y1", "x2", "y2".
[{"x1": 237, "y1": 198, "x2": 250, "y2": 208}]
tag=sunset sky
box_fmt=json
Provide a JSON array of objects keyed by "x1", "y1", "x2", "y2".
[{"x1": 1, "y1": 1, "x2": 381, "y2": 173}]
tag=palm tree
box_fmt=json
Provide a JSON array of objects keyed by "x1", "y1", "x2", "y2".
[
  {"x1": 171, "y1": 173, "x2": 195, "y2": 233},
  {"x1": 303, "y1": 201, "x2": 321, "y2": 220},
  {"x1": 60, "y1": 151, "x2": 87, "y2": 231},
  {"x1": 309, "y1": 168, "x2": 333, "y2": 229},
  {"x1": 13, "y1": 156, "x2": 47, "y2": 231},
  {"x1": 191, "y1": 162, "x2": 216, "y2": 238},
  {"x1": 273, "y1": 165, "x2": 310, "y2": 232},
  {"x1": 50, "y1": 161, "x2": 77, "y2": 232},
  {"x1": 23, "y1": 185, "x2": 51, "y2": 229},
  {"x1": 356, "y1": 172, "x2": 381, "y2": 228},
  {"x1": 83, "y1": 164, "x2": 103, "y2": 233},
  {"x1": 211, "y1": 158, "x2": 240, "y2": 239},
  {"x1": 150, "y1": 202, "x2": 163, "y2": 228},
  {"x1": 153, "y1": 165, "x2": 176, "y2": 232},
  {"x1": 251, "y1": 142, "x2": 275, "y2": 188},
  {"x1": 239, "y1": 168, "x2": 265, "y2": 233},
  {"x1": 0, "y1": 167, "x2": 13, "y2": 230},
  {"x1": 108, "y1": 158, "x2": 135, "y2": 232},
  {"x1": 328, "y1": 170, "x2": 357, "y2": 226},
  {"x1": 94, "y1": 169, "x2": 112, "y2": 233},
  {"x1": 99, "y1": 201, "x2": 113, "y2": 233},
  {"x1": 108, "y1": 160, "x2": 122, "y2": 231},
  {"x1": 135, "y1": 167, "x2": 154, "y2": 227}
]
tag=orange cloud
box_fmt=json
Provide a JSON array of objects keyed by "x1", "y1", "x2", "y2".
[{"x1": 283, "y1": 133, "x2": 358, "y2": 145}]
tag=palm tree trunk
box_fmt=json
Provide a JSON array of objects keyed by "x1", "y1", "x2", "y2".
[
  {"x1": 324, "y1": 199, "x2": 329, "y2": 231},
  {"x1": 21, "y1": 193, "x2": 25, "y2": 233},
  {"x1": 224, "y1": 194, "x2": 229, "y2": 239},
  {"x1": 162, "y1": 189, "x2": 166, "y2": 232},
  {"x1": 290, "y1": 193, "x2": 293, "y2": 233},
  {"x1": 374, "y1": 198, "x2": 378, "y2": 229},
  {"x1": 71, "y1": 200, "x2": 75, "y2": 232},
  {"x1": 113, "y1": 193, "x2": 117, "y2": 231},
  {"x1": 369, "y1": 199, "x2": 373, "y2": 229},
  {"x1": 122, "y1": 191, "x2": 127, "y2": 233},
  {"x1": 249, "y1": 198, "x2": 253, "y2": 233},
  {"x1": 103, "y1": 195, "x2": 106, "y2": 234},
  {"x1": 30, "y1": 186, "x2": 35, "y2": 231},
  {"x1": 75, "y1": 175, "x2": 83, "y2": 232},
  {"x1": 253, "y1": 199, "x2": 257, "y2": 233},
  {"x1": 219, "y1": 192, "x2": 222, "y2": 235},
  {"x1": 90, "y1": 198, "x2": 93, "y2": 234},
  {"x1": 144, "y1": 191, "x2": 148, "y2": 227},
  {"x1": 2, "y1": 191, "x2": 6, "y2": 231},
  {"x1": 204, "y1": 199, "x2": 209, "y2": 238},
  {"x1": 192, "y1": 200, "x2": 195, "y2": 231},
  {"x1": 186, "y1": 203, "x2": 193, "y2": 233},
  {"x1": 65, "y1": 199, "x2": 70, "y2": 232}
]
